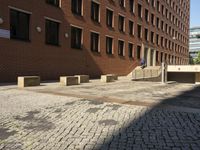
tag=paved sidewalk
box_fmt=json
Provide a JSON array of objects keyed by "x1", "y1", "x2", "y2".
[{"x1": 0, "y1": 79, "x2": 200, "y2": 150}]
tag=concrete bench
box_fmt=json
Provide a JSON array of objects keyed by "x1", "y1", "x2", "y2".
[
  {"x1": 60, "y1": 76, "x2": 79, "y2": 86},
  {"x1": 18, "y1": 76, "x2": 40, "y2": 88},
  {"x1": 75, "y1": 75, "x2": 89, "y2": 84},
  {"x1": 101, "y1": 75, "x2": 115, "y2": 83},
  {"x1": 107, "y1": 74, "x2": 118, "y2": 80}
]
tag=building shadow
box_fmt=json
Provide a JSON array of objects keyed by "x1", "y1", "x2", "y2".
[
  {"x1": 97, "y1": 85, "x2": 200, "y2": 150},
  {"x1": 0, "y1": 1, "x2": 138, "y2": 83}
]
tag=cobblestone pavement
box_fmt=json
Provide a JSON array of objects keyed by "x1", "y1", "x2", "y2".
[{"x1": 0, "y1": 80, "x2": 200, "y2": 150}]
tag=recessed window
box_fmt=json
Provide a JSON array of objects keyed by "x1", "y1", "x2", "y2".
[
  {"x1": 129, "y1": 20, "x2": 134, "y2": 35},
  {"x1": 138, "y1": 4, "x2": 142, "y2": 18},
  {"x1": 156, "y1": 17, "x2": 160, "y2": 28},
  {"x1": 128, "y1": 43, "x2": 134, "y2": 58},
  {"x1": 151, "y1": 13, "x2": 155, "y2": 25},
  {"x1": 119, "y1": 0, "x2": 125, "y2": 8},
  {"x1": 156, "y1": 0, "x2": 160, "y2": 12},
  {"x1": 106, "y1": 36, "x2": 113, "y2": 54},
  {"x1": 129, "y1": 0, "x2": 135, "y2": 13},
  {"x1": 71, "y1": 0, "x2": 82, "y2": 16},
  {"x1": 71, "y1": 26, "x2": 82, "y2": 49},
  {"x1": 151, "y1": 31, "x2": 154, "y2": 43},
  {"x1": 106, "y1": 9, "x2": 113, "y2": 28},
  {"x1": 156, "y1": 34, "x2": 159, "y2": 45},
  {"x1": 151, "y1": 0, "x2": 155, "y2": 8},
  {"x1": 91, "y1": 32, "x2": 99, "y2": 52},
  {"x1": 10, "y1": 9, "x2": 30, "y2": 41},
  {"x1": 91, "y1": 1, "x2": 100, "y2": 22},
  {"x1": 137, "y1": 24, "x2": 142, "y2": 38},
  {"x1": 118, "y1": 15, "x2": 125, "y2": 32},
  {"x1": 45, "y1": 19, "x2": 59, "y2": 46},
  {"x1": 145, "y1": 9, "x2": 149, "y2": 22},
  {"x1": 46, "y1": 0, "x2": 60, "y2": 7},
  {"x1": 144, "y1": 28, "x2": 148, "y2": 41},
  {"x1": 118, "y1": 40, "x2": 125, "y2": 56},
  {"x1": 137, "y1": 46, "x2": 141, "y2": 59}
]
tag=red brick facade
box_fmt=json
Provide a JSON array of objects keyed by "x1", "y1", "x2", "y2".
[{"x1": 0, "y1": 0, "x2": 190, "y2": 82}]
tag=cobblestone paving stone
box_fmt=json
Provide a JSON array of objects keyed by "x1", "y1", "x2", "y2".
[{"x1": 0, "y1": 83, "x2": 200, "y2": 150}]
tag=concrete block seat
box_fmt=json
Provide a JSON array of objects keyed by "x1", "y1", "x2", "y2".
[
  {"x1": 74, "y1": 75, "x2": 89, "y2": 83},
  {"x1": 18, "y1": 76, "x2": 40, "y2": 88},
  {"x1": 101, "y1": 75, "x2": 115, "y2": 83},
  {"x1": 107, "y1": 74, "x2": 118, "y2": 80},
  {"x1": 60, "y1": 76, "x2": 79, "y2": 86}
]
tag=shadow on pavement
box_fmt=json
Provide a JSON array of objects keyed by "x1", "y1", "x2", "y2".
[{"x1": 97, "y1": 85, "x2": 200, "y2": 150}]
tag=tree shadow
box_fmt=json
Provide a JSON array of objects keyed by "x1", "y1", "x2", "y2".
[{"x1": 97, "y1": 85, "x2": 200, "y2": 150}]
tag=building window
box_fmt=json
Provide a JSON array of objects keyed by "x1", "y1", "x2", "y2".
[
  {"x1": 106, "y1": 9, "x2": 113, "y2": 28},
  {"x1": 46, "y1": 0, "x2": 60, "y2": 7},
  {"x1": 106, "y1": 36, "x2": 113, "y2": 54},
  {"x1": 10, "y1": 9, "x2": 30, "y2": 41},
  {"x1": 45, "y1": 19, "x2": 59, "y2": 46},
  {"x1": 71, "y1": 26, "x2": 82, "y2": 49},
  {"x1": 129, "y1": 0, "x2": 135, "y2": 13},
  {"x1": 128, "y1": 43, "x2": 134, "y2": 58},
  {"x1": 138, "y1": 4, "x2": 142, "y2": 18},
  {"x1": 137, "y1": 46, "x2": 141, "y2": 59},
  {"x1": 145, "y1": 9, "x2": 149, "y2": 22},
  {"x1": 151, "y1": 13, "x2": 154, "y2": 25},
  {"x1": 151, "y1": 31, "x2": 154, "y2": 43},
  {"x1": 144, "y1": 28, "x2": 148, "y2": 41},
  {"x1": 156, "y1": 34, "x2": 159, "y2": 45},
  {"x1": 118, "y1": 40, "x2": 124, "y2": 56},
  {"x1": 119, "y1": 0, "x2": 125, "y2": 8},
  {"x1": 129, "y1": 20, "x2": 134, "y2": 35},
  {"x1": 118, "y1": 15, "x2": 125, "y2": 32},
  {"x1": 137, "y1": 24, "x2": 142, "y2": 38},
  {"x1": 151, "y1": 0, "x2": 155, "y2": 8},
  {"x1": 156, "y1": 17, "x2": 160, "y2": 28},
  {"x1": 91, "y1": 1, "x2": 100, "y2": 22},
  {"x1": 156, "y1": 0, "x2": 160, "y2": 12},
  {"x1": 71, "y1": 0, "x2": 82, "y2": 16},
  {"x1": 91, "y1": 32, "x2": 99, "y2": 52}
]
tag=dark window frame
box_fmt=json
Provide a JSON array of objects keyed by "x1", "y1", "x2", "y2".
[
  {"x1": 91, "y1": 1, "x2": 100, "y2": 23},
  {"x1": 10, "y1": 9, "x2": 30, "y2": 41},
  {"x1": 46, "y1": 0, "x2": 60, "y2": 7},
  {"x1": 128, "y1": 43, "x2": 134, "y2": 58},
  {"x1": 106, "y1": 36, "x2": 113, "y2": 55},
  {"x1": 71, "y1": 0, "x2": 82, "y2": 16},
  {"x1": 71, "y1": 26, "x2": 82, "y2": 49},
  {"x1": 106, "y1": 9, "x2": 113, "y2": 28},
  {"x1": 118, "y1": 15, "x2": 125, "y2": 32},
  {"x1": 45, "y1": 19, "x2": 60, "y2": 46},
  {"x1": 90, "y1": 32, "x2": 99, "y2": 52},
  {"x1": 118, "y1": 40, "x2": 125, "y2": 56}
]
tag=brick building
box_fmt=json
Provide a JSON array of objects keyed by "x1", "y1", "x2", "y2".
[{"x1": 0, "y1": 0, "x2": 190, "y2": 82}]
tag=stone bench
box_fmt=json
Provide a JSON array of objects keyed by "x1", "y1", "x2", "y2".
[
  {"x1": 101, "y1": 75, "x2": 115, "y2": 83},
  {"x1": 75, "y1": 75, "x2": 89, "y2": 84},
  {"x1": 60, "y1": 76, "x2": 79, "y2": 86},
  {"x1": 18, "y1": 76, "x2": 40, "y2": 88},
  {"x1": 107, "y1": 74, "x2": 118, "y2": 80}
]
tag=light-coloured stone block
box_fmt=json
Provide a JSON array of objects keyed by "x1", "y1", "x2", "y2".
[
  {"x1": 60, "y1": 76, "x2": 79, "y2": 86},
  {"x1": 75, "y1": 75, "x2": 89, "y2": 83},
  {"x1": 107, "y1": 74, "x2": 118, "y2": 80},
  {"x1": 195, "y1": 73, "x2": 200, "y2": 84},
  {"x1": 18, "y1": 76, "x2": 40, "y2": 88},
  {"x1": 101, "y1": 75, "x2": 115, "y2": 83}
]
